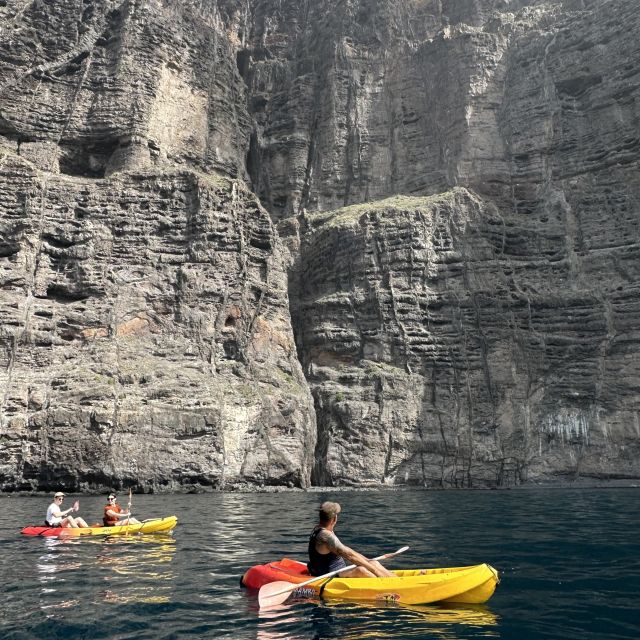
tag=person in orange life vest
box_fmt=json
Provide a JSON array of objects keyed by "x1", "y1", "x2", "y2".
[{"x1": 103, "y1": 493, "x2": 140, "y2": 526}]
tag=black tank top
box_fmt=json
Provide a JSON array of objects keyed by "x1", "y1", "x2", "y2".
[{"x1": 307, "y1": 526, "x2": 347, "y2": 576}]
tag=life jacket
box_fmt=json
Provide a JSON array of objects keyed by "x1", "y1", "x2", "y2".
[
  {"x1": 103, "y1": 503, "x2": 124, "y2": 526},
  {"x1": 307, "y1": 526, "x2": 347, "y2": 576}
]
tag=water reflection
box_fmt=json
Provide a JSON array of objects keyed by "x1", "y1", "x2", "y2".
[
  {"x1": 328, "y1": 600, "x2": 499, "y2": 640},
  {"x1": 254, "y1": 597, "x2": 499, "y2": 640},
  {"x1": 257, "y1": 603, "x2": 307, "y2": 640},
  {"x1": 37, "y1": 538, "x2": 83, "y2": 581},
  {"x1": 94, "y1": 534, "x2": 176, "y2": 604},
  {"x1": 35, "y1": 534, "x2": 176, "y2": 611},
  {"x1": 399, "y1": 602, "x2": 498, "y2": 626}
]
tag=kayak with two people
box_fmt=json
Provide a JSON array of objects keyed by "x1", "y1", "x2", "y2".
[{"x1": 21, "y1": 490, "x2": 178, "y2": 537}]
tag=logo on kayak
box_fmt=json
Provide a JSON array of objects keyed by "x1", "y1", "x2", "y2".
[
  {"x1": 376, "y1": 593, "x2": 401, "y2": 603},
  {"x1": 292, "y1": 588, "x2": 316, "y2": 599}
]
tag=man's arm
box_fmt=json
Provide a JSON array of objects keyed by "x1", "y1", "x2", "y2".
[{"x1": 317, "y1": 530, "x2": 387, "y2": 577}]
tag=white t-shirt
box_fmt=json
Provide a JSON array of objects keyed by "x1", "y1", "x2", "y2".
[{"x1": 46, "y1": 502, "x2": 63, "y2": 526}]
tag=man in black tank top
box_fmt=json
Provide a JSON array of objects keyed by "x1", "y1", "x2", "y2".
[{"x1": 307, "y1": 501, "x2": 395, "y2": 578}]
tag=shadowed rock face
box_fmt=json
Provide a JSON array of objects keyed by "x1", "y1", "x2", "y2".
[
  {"x1": 296, "y1": 188, "x2": 640, "y2": 487},
  {"x1": 0, "y1": 0, "x2": 639, "y2": 490}
]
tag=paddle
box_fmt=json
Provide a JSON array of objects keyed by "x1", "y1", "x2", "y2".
[
  {"x1": 258, "y1": 545, "x2": 409, "y2": 609},
  {"x1": 124, "y1": 488, "x2": 132, "y2": 536}
]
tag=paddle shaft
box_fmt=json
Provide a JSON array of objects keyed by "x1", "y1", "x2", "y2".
[
  {"x1": 124, "y1": 488, "x2": 132, "y2": 534},
  {"x1": 259, "y1": 545, "x2": 409, "y2": 605}
]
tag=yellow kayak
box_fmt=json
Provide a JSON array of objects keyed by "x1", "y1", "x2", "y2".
[
  {"x1": 250, "y1": 558, "x2": 499, "y2": 606},
  {"x1": 316, "y1": 564, "x2": 500, "y2": 605},
  {"x1": 21, "y1": 516, "x2": 178, "y2": 537}
]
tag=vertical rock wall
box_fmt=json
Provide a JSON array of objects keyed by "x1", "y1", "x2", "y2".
[
  {"x1": 1, "y1": 0, "x2": 639, "y2": 489},
  {"x1": 296, "y1": 188, "x2": 640, "y2": 486},
  {"x1": 0, "y1": 148, "x2": 315, "y2": 491},
  {"x1": 0, "y1": 0, "x2": 315, "y2": 491},
  {"x1": 241, "y1": 0, "x2": 640, "y2": 485}
]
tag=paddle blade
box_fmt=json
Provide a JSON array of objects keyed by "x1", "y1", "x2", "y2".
[
  {"x1": 258, "y1": 581, "x2": 299, "y2": 609},
  {"x1": 73, "y1": 500, "x2": 80, "y2": 512}
]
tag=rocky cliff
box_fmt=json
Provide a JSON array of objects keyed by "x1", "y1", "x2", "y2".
[{"x1": 0, "y1": 0, "x2": 638, "y2": 491}]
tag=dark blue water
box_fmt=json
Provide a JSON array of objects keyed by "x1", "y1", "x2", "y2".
[{"x1": 1, "y1": 487, "x2": 638, "y2": 639}]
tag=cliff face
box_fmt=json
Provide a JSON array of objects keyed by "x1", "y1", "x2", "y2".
[
  {"x1": 297, "y1": 187, "x2": 639, "y2": 487},
  {"x1": 0, "y1": 0, "x2": 318, "y2": 492},
  {"x1": 0, "y1": 0, "x2": 639, "y2": 490},
  {"x1": 0, "y1": 152, "x2": 315, "y2": 491}
]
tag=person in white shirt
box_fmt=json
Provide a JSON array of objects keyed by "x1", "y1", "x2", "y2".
[{"x1": 45, "y1": 491, "x2": 89, "y2": 528}]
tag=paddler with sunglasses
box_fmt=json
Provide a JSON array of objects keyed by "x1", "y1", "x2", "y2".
[{"x1": 103, "y1": 493, "x2": 140, "y2": 526}]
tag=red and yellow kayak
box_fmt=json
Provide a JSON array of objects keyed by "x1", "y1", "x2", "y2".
[
  {"x1": 21, "y1": 516, "x2": 177, "y2": 537},
  {"x1": 243, "y1": 558, "x2": 499, "y2": 605}
]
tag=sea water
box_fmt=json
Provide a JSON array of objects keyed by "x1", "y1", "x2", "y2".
[{"x1": 0, "y1": 487, "x2": 638, "y2": 639}]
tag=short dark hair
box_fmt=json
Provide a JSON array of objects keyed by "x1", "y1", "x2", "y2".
[{"x1": 319, "y1": 501, "x2": 341, "y2": 524}]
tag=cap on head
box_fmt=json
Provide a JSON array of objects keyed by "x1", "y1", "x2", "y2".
[
  {"x1": 108, "y1": 494, "x2": 116, "y2": 500},
  {"x1": 319, "y1": 501, "x2": 341, "y2": 524},
  {"x1": 54, "y1": 491, "x2": 65, "y2": 498}
]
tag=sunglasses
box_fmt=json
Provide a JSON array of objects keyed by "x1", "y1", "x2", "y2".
[
  {"x1": 108, "y1": 497, "x2": 116, "y2": 500},
  {"x1": 56, "y1": 496, "x2": 64, "y2": 500}
]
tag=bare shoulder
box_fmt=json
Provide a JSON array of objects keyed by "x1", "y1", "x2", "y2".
[{"x1": 317, "y1": 529, "x2": 346, "y2": 552}]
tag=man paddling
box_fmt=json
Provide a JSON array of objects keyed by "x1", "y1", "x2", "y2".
[
  {"x1": 103, "y1": 493, "x2": 140, "y2": 526},
  {"x1": 308, "y1": 501, "x2": 395, "y2": 578}
]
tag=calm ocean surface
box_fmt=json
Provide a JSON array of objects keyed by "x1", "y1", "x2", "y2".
[{"x1": 0, "y1": 487, "x2": 638, "y2": 639}]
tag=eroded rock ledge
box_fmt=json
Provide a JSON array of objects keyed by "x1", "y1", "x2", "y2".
[{"x1": 295, "y1": 189, "x2": 640, "y2": 487}]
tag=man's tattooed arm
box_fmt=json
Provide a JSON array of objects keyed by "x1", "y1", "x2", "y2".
[
  {"x1": 316, "y1": 529, "x2": 386, "y2": 575},
  {"x1": 317, "y1": 529, "x2": 347, "y2": 553}
]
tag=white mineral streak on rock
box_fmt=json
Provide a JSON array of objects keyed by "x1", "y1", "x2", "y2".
[{"x1": 543, "y1": 411, "x2": 590, "y2": 446}]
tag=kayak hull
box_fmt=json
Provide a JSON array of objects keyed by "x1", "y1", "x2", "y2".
[
  {"x1": 20, "y1": 516, "x2": 178, "y2": 537},
  {"x1": 243, "y1": 559, "x2": 499, "y2": 605},
  {"x1": 318, "y1": 564, "x2": 499, "y2": 605}
]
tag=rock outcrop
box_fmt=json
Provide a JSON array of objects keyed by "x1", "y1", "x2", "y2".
[
  {"x1": 296, "y1": 187, "x2": 640, "y2": 486},
  {"x1": 0, "y1": 0, "x2": 638, "y2": 490}
]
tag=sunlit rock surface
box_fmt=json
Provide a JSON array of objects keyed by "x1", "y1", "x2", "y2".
[
  {"x1": 0, "y1": 0, "x2": 639, "y2": 489},
  {"x1": 0, "y1": 151, "x2": 315, "y2": 491}
]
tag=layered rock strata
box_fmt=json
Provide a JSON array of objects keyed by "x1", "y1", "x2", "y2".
[
  {"x1": 0, "y1": 149, "x2": 315, "y2": 491},
  {"x1": 245, "y1": 0, "x2": 640, "y2": 485},
  {"x1": 0, "y1": 0, "x2": 639, "y2": 490},
  {"x1": 295, "y1": 188, "x2": 640, "y2": 486}
]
